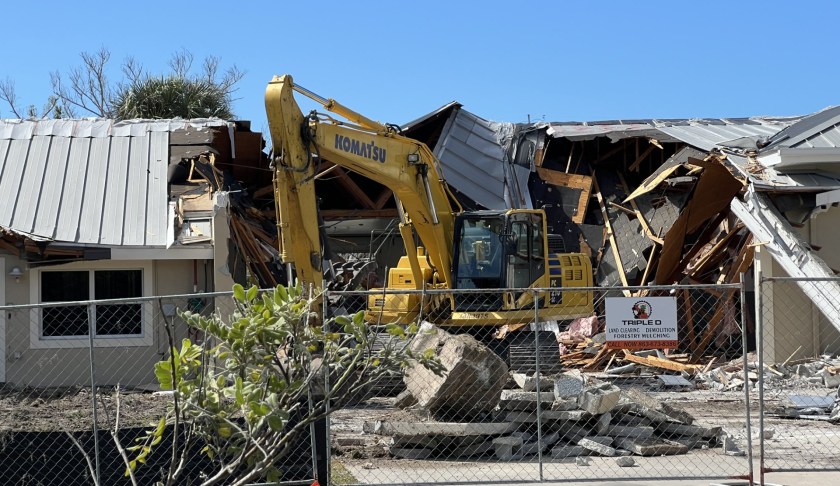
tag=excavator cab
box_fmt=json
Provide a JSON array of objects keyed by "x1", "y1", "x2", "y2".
[{"x1": 451, "y1": 210, "x2": 547, "y2": 312}]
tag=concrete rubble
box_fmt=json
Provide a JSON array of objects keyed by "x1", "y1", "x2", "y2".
[
  {"x1": 403, "y1": 323, "x2": 509, "y2": 420},
  {"x1": 364, "y1": 369, "x2": 723, "y2": 461}
]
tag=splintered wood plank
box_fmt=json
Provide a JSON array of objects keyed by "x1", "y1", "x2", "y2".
[
  {"x1": 621, "y1": 350, "x2": 703, "y2": 373},
  {"x1": 618, "y1": 173, "x2": 663, "y2": 245},
  {"x1": 536, "y1": 167, "x2": 592, "y2": 224},
  {"x1": 628, "y1": 144, "x2": 657, "y2": 172},
  {"x1": 592, "y1": 172, "x2": 630, "y2": 294}
]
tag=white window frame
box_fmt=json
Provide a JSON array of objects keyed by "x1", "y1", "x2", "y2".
[{"x1": 29, "y1": 260, "x2": 154, "y2": 349}]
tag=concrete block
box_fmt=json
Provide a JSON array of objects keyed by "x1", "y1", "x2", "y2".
[
  {"x1": 551, "y1": 444, "x2": 589, "y2": 458},
  {"x1": 578, "y1": 437, "x2": 616, "y2": 456},
  {"x1": 575, "y1": 456, "x2": 591, "y2": 466},
  {"x1": 404, "y1": 323, "x2": 509, "y2": 419},
  {"x1": 554, "y1": 370, "x2": 585, "y2": 398},
  {"x1": 616, "y1": 456, "x2": 636, "y2": 467},
  {"x1": 578, "y1": 383, "x2": 621, "y2": 415},
  {"x1": 621, "y1": 388, "x2": 695, "y2": 424}
]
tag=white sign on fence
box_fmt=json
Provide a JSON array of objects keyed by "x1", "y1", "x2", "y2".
[{"x1": 605, "y1": 296, "x2": 678, "y2": 349}]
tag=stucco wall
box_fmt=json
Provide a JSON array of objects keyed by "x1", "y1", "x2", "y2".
[
  {"x1": 2, "y1": 258, "x2": 212, "y2": 387},
  {"x1": 760, "y1": 206, "x2": 840, "y2": 363},
  {"x1": 808, "y1": 206, "x2": 840, "y2": 355}
]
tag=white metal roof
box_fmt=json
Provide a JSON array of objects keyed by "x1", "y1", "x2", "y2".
[{"x1": 0, "y1": 118, "x2": 228, "y2": 247}]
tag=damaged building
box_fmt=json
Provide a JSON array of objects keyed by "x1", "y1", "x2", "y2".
[{"x1": 278, "y1": 102, "x2": 840, "y2": 367}]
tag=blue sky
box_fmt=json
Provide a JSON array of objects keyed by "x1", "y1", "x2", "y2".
[{"x1": 2, "y1": 1, "x2": 838, "y2": 133}]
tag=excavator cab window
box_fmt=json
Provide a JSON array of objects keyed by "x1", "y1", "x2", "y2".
[
  {"x1": 505, "y1": 212, "x2": 546, "y2": 300},
  {"x1": 454, "y1": 217, "x2": 505, "y2": 289}
]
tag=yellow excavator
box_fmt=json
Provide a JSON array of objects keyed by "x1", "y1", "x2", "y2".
[{"x1": 265, "y1": 74, "x2": 593, "y2": 327}]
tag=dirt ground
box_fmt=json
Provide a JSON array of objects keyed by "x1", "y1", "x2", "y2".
[
  {"x1": 328, "y1": 377, "x2": 840, "y2": 484},
  {"x1": 0, "y1": 385, "x2": 170, "y2": 433}
]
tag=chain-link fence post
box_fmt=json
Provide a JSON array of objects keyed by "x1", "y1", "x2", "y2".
[
  {"x1": 532, "y1": 288, "x2": 544, "y2": 481},
  {"x1": 740, "y1": 272, "x2": 755, "y2": 483},
  {"x1": 322, "y1": 283, "x2": 332, "y2": 485},
  {"x1": 87, "y1": 301, "x2": 101, "y2": 486},
  {"x1": 754, "y1": 255, "x2": 766, "y2": 485}
]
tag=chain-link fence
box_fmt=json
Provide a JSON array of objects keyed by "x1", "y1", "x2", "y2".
[
  {"x1": 324, "y1": 284, "x2": 752, "y2": 485},
  {"x1": 14, "y1": 279, "x2": 840, "y2": 485},
  {"x1": 0, "y1": 291, "x2": 320, "y2": 486},
  {"x1": 756, "y1": 276, "x2": 840, "y2": 475}
]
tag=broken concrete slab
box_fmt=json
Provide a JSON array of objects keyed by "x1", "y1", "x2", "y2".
[
  {"x1": 578, "y1": 437, "x2": 616, "y2": 456},
  {"x1": 609, "y1": 425, "x2": 655, "y2": 439},
  {"x1": 578, "y1": 382, "x2": 621, "y2": 414},
  {"x1": 512, "y1": 372, "x2": 553, "y2": 392},
  {"x1": 621, "y1": 388, "x2": 695, "y2": 424},
  {"x1": 364, "y1": 421, "x2": 513, "y2": 437},
  {"x1": 499, "y1": 389, "x2": 555, "y2": 411},
  {"x1": 551, "y1": 444, "x2": 589, "y2": 459},
  {"x1": 615, "y1": 437, "x2": 689, "y2": 456},
  {"x1": 404, "y1": 322, "x2": 508, "y2": 419},
  {"x1": 656, "y1": 422, "x2": 720, "y2": 438},
  {"x1": 505, "y1": 409, "x2": 588, "y2": 423}
]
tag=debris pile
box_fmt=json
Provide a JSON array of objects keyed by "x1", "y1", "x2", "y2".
[
  {"x1": 364, "y1": 371, "x2": 720, "y2": 461},
  {"x1": 364, "y1": 325, "x2": 721, "y2": 461},
  {"x1": 695, "y1": 354, "x2": 840, "y2": 393}
]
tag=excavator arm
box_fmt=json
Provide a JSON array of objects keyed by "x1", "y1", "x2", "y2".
[{"x1": 266, "y1": 74, "x2": 458, "y2": 291}]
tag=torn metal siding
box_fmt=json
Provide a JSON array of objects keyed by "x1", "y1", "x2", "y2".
[
  {"x1": 546, "y1": 117, "x2": 798, "y2": 151},
  {"x1": 0, "y1": 121, "x2": 177, "y2": 247},
  {"x1": 761, "y1": 106, "x2": 840, "y2": 150},
  {"x1": 731, "y1": 188, "x2": 840, "y2": 333},
  {"x1": 433, "y1": 109, "x2": 531, "y2": 210}
]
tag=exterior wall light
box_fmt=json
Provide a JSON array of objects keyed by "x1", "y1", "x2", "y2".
[{"x1": 8, "y1": 266, "x2": 23, "y2": 283}]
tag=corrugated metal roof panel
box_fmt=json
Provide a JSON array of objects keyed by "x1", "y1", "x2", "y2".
[
  {"x1": 547, "y1": 117, "x2": 798, "y2": 150},
  {"x1": 433, "y1": 109, "x2": 531, "y2": 210},
  {"x1": 0, "y1": 119, "x2": 178, "y2": 246}
]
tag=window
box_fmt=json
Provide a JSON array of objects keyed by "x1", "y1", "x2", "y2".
[{"x1": 40, "y1": 269, "x2": 143, "y2": 338}]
